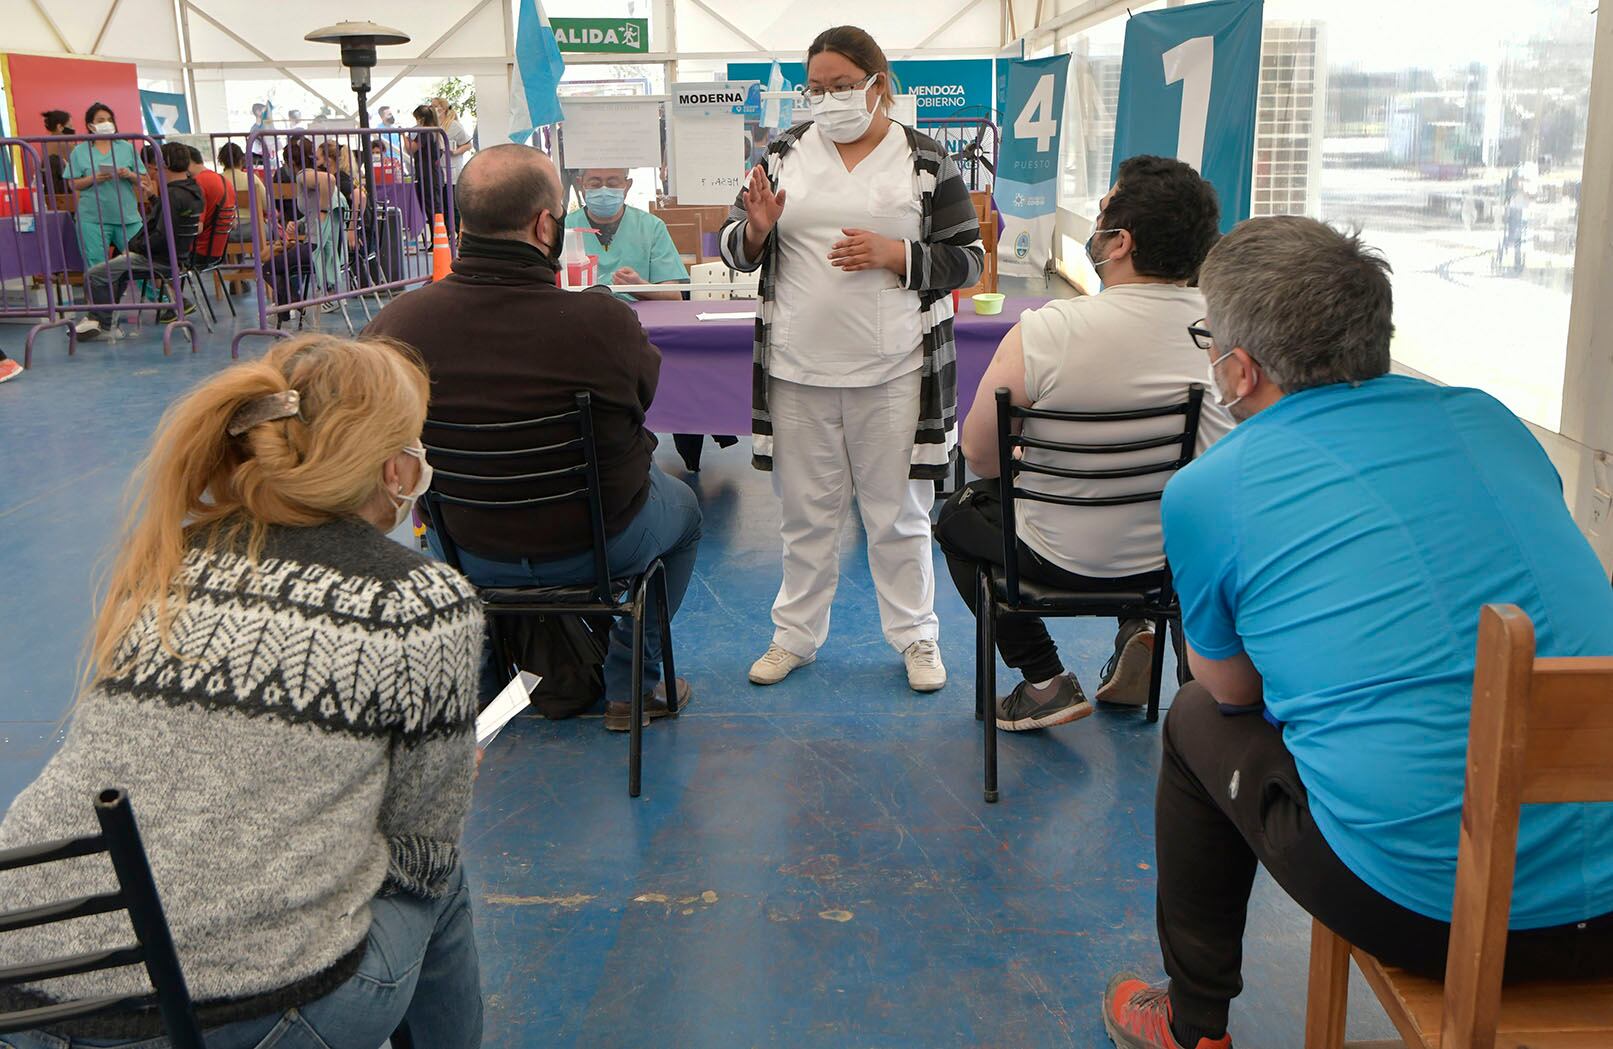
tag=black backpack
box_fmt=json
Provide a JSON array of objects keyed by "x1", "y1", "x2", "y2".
[{"x1": 493, "y1": 613, "x2": 610, "y2": 720}]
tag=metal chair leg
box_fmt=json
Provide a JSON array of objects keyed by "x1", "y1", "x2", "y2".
[
  {"x1": 983, "y1": 587, "x2": 999, "y2": 804},
  {"x1": 1146, "y1": 615, "x2": 1169, "y2": 724},
  {"x1": 629, "y1": 584, "x2": 647, "y2": 798},
  {"x1": 974, "y1": 568, "x2": 988, "y2": 723},
  {"x1": 653, "y1": 567, "x2": 678, "y2": 715},
  {"x1": 191, "y1": 272, "x2": 218, "y2": 328}
]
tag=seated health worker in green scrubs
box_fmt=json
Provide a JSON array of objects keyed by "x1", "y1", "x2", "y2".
[{"x1": 565, "y1": 168, "x2": 688, "y2": 301}]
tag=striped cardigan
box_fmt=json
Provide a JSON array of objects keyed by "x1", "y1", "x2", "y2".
[{"x1": 720, "y1": 121, "x2": 986, "y2": 480}]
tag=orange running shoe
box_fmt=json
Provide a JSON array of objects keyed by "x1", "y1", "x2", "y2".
[{"x1": 1102, "y1": 973, "x2": 1232, "y2": 1049}]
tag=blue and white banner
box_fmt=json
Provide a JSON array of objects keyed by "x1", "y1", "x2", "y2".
[
  {"x1": 1112, "y1": 0, "x2": 1263, "y2": 232},
  {"x1": 728, "y1": 59, "x2": 995, "y2": 124},
  {"x1": 140, "y1": 90, "x2": 191, "y2": 136},
  {"x1": 996, "y1": 54, "x2": 1069, "y2": 277},
  {"x1": 510, "y1": 0, "x2": 567, "y2": 142}
]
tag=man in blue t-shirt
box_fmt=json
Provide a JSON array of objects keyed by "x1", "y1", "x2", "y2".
[{"x1": 1101, "y1": 216, "x2": 1613, "y2": 1049}]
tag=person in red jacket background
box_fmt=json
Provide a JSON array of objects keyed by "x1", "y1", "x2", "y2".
[{"x1": 187, "y1": 144, "x2": 236, "y2": 264}]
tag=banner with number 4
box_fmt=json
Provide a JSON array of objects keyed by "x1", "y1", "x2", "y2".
[
  {"x1": 996, "y1": 54, "x2": 1070, "y2": 278},
  {"x1": 1112, "y1": 0, "x2": 1263, "y2": 233}
]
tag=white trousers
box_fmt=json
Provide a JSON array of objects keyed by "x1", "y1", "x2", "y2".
[{"x1": 768, "y1": 371, "x2": 939, "y2": 657}]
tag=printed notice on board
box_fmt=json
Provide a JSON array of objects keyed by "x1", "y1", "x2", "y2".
[
  {"x1": 672, "y1": 111, "x2": 745, "y2": 206},
  {"x1": 561, "y1": 102, "x2": 663, "y2": 170}
]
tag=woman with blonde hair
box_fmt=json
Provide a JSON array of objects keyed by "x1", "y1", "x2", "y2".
[{"x1": 0, "y1": 335, "x2": 486, "y2": 1049}]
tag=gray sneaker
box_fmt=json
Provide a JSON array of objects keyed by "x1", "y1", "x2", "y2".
[
  {"x1": 994, "y1": 674, "x2": 1093, "y2": 731},
  {"x1": 1094, "y1": 620, "x2": 1156, "y2": 707}
]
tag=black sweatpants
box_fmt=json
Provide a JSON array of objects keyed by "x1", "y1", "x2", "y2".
[
  {"x1": 934, "y1": 480, "x2": 1147, "y2": 683},
  {"x1": 1157, "y1": 681, "x2": 1613, "y2": 1034}
]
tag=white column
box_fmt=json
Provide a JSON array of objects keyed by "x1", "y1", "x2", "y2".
[{"x1": 1550, "y1": 0, "x2": 1613, "y2": 571}]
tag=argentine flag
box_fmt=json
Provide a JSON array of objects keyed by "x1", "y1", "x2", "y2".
[
  {"x1": 510, "y1": 0, "x2": 566, "y2": 143},
  {"x1": 761, "y1": 60, "x2": 794, "y2": 130}
]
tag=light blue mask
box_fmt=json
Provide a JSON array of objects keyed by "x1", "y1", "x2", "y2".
[{"x1": 585, "y1": 187, "x2": 627, "y2": 217}]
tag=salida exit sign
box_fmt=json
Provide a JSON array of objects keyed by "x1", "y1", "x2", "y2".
[{"x1": 551, "y1": 17, "x2": 649, "y2": 54}]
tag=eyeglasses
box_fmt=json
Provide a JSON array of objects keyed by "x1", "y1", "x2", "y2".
[
  {"x1": 799, "y1": 74, "x2": 878, "y2": 103},
  {"x1": 1188, "y1": 319, "x2": 1214, "y2": 351}
]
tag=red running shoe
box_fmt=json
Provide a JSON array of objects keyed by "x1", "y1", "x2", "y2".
[
  {"x1": 1103, "y1": 973, "x2": 1232, "y2": 1049},
  {"x1": 0, "y1": 358, "x2": 21, "y2": 384}
]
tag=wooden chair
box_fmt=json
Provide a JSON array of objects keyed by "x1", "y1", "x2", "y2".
[
  {"x1": 651, "y1": 202, "x2": 729, "y2": 237},
  {"x1": 959, "y1": 187, "x2": 998, "y2": 298},
  {"x1": 1304, "y1": 604, "x2": 1613, "y2": 1049},
  {"x1": 212, "y1": 239, "x2": 258, "y2": 301},
  {"x1": 664, "y1": 216, "x2": 705, "y2": 265}
]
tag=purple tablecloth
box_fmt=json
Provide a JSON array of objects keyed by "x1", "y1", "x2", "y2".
[
  {"x1": 636, "y1": 296, "x2": 1050, "y2": 435},
  {"x1": 375, "y1": 182, "x2": 429, "y2": 236},
  {"x1": 0, "y1": 210, "x2": 83, "y2": 280}
]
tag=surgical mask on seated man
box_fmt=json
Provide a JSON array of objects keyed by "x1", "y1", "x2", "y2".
[{"x1": 585, "y1": 187, "x2": 627, "y2": 218}]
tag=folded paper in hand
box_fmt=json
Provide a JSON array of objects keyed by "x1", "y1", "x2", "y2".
[{"x1": 476, "y1": 671, "x2": 542, "y2": 748}]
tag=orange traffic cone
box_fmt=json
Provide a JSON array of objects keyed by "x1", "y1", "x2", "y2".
[{"x1": 430, "y1": 213, "x2": 452, "y2": 282}]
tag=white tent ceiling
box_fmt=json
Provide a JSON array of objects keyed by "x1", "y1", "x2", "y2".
[
  {"x1": 5, "y1": 0, "x2": 1109, "y2": 69},
  {"x1": 4, "y1": 0, "x2": 1113, "y2": 136}
]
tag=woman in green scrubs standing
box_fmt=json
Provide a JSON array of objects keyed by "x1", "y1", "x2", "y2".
[{"x1": 66, "y1": 102, "x2": 147, "y2": 270}]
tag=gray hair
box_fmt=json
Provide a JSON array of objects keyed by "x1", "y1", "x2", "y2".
[{"x1": 1197, "y1": 216, "x2": 1394, "y2": 392}]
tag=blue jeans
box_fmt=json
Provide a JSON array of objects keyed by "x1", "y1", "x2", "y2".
[
  {"x1": 0, "y1": 865, "x2": 482, "y2": 1049},
  {"x1": 434, "y1": 464, "x2": 703, "y2": 701}
]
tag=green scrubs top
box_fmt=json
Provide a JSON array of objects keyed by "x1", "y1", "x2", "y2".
[
  {"x1": 67, "y1": 140, "x2": 146, "y2": 230},
  {"x1": 565, "y1": 205, "x2": 689, "y2": 301}
]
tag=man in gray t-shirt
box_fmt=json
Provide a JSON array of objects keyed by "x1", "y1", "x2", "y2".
[{"x1": 935, "y1": 155, "x2": 1228, "y2": 733}]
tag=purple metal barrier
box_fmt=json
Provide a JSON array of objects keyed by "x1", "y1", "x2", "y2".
[
  {"x1": 15, "y1": 132, "x2": 196, "y2": 358},
  {"x1": 0, "y1": 138, "x2": 74, "y2": 366},
  {"x1": 230, "y1": 127, "x2": 456, "y2": 359}
]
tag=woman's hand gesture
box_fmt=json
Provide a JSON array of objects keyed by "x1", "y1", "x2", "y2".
[{"x1": 742, "y1": 164, "x2": 786, "y2": 237}]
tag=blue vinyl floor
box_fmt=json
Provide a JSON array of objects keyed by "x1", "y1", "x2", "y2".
[{"x1": 0, "y1": 304, "x2": 1400, "y2": 1047}]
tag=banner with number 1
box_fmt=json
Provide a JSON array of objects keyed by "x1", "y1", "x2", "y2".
[
  {"x1": 996, "y1": 54, "x2": 1070, "y2": 278},
  {"x1": 1112, "y1": 0, "x2": 1263, "y2": 233}
]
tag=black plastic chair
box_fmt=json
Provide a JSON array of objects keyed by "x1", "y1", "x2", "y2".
[
  {"x1": 421, "y1": 392, "x2": 680, "y2": 798},
  {"x1": 977, "y1": 384, "x2": 1206, "y2": 803},
  {"x1": 0, "y1": 789, "x2": 203, "y2": 1047}
]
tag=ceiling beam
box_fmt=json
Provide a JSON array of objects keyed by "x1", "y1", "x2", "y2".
[
  {"x1": 91, "y1": 0, "x2": 125, "y2": 55},
  {"x1": 917, "y1": 0, "x2": 989, "y2": 51},
  {"x1": 174, "y1": 0, "x2": 201, "y2": 128},
  {"x1": 685, "y1": 0, "x2": 768, "y2": 53},
  {"x1": 183, "y1": 0, "x2": 351, "y2": 117},
  {"x1": 369, "y1": 0, "x2": 497, "y2": 110},
  {"x1": 27, "y1": 0, "x2": 76, "y2": 54}
]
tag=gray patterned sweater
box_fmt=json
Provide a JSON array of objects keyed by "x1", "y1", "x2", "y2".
[{"x1": 0, "y1": 518, "x2": 483, "y2": 1038}]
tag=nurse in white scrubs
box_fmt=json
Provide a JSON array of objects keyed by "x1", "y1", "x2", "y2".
[{"x1": 720, "y1": 25, "x2": 985, "y2": 693}]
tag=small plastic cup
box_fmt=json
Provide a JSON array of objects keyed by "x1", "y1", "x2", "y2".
[{"x1": 972, "y1": 293, "x2": 1006, "y2": 316}]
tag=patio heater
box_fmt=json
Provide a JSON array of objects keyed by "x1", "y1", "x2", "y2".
[{"x1": 305, "y1": 21, "x2": 411, "y2": 225}]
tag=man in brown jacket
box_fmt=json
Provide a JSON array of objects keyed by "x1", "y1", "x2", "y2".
[{"x1": 366, "y1": 144, "x2": 701, "y2": 731}]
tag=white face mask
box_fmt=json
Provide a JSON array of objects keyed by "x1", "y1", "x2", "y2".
[
  {"x1": 388, "y1": 444, "x2": 434, "y2": 532},
  {"x1": 1206, "y1": 350, "x2": 1245, "y2": 411},
  {"x1": 809, "y1": 74, "x2": 880, "y2": 144},
  {"x1": 92, "y1": 121, "x2": 116, "y2": 135}
]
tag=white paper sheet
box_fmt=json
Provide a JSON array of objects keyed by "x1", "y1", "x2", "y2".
[
  {"x1": 561, "y1": 101, "x2": 664, "y2": 170},
  {"x1": 476, "y1": 670, "x2": 541, "y2": 748},
  {"x1": 672, "y1": 111, "x2": 746, "y2": 205},
  {"x1": 695, "y1": 311, "x2": 756, "y2": 321}
]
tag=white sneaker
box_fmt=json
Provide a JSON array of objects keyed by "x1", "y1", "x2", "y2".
[
  {"x1": 748, "y1": 643, "x2": 814, "y2": 685},
  {"x1": 904, "y1": 639, "x2": 946, "y2": 692},
  {"x1": 74, "y1": 316, "x2": 103, "y2": 338}
]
